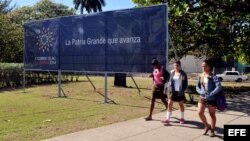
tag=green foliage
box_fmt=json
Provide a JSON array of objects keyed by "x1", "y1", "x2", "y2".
[
  {"x1": 0, "y1": 14, "x2": 23, "y2": 62},
  {"x1": 0, "y1": 63, "x2": 81, "y2": 88},
  {"x1": 8, "y1": 0, "x2": 76, "y2": 25},
  {"x1": 0, "y1": 63, "x2": 23, "y2": 87},
  {"x1": 33, "y1": 0, "x2": 75, "y2": 19},
  {"x1": 132, "y1": 0, "x2": 163, "y2": 6},
  {"x1": 6, "y1": 6, "x2": 34, "y2": 25},
  {"x1": 193, "y1": 0, "x2": 250, "y2": 63},
  {"x1": 132, "y1": 0, "x2": 250, "y2": 64}
]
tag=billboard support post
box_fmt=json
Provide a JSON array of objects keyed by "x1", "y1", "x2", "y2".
[
  {"x1": 165, "y1": 3, "x2": 169, "y2": 70},
  {"x1": 86, "y1": 75, "x2": 96, "y2": 91},
  {"x1": 23, "y1": 69, "x2": 26, "y2": 93},
  {"x1": 58, "y1": 70, "x2": 62, "y2": 97},
  {"x1": 104, "y1": 72, "x2": 108, "y2": 103},
  {"x1": 131, "y1": 76, "x2": 141, "y2": 95}
]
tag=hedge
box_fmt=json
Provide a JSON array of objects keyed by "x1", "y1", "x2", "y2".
[{"x1": 0, "y1": 63, "x2": 80, "y2": 88}]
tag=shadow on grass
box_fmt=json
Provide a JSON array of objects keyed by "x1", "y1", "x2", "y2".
[
  {"x1": 62, "y1": 91, "x2": 153, "y2": 110},
  {"x1": 124, "y1": 86, "x2": 151, "y2": 91},
  {"x1": 0, "y1": 80, "x2": 90, "y2": 93},
  {"x1": 0, "y1": 85, "x2": 37, "y2": 93},
  {"x1": 66, "y1": 95, "x2": 152, "y2": 110}
]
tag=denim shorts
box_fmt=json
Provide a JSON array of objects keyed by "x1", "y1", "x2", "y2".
[{"x1": 198, "y1": 98, "x2": 217, "y2": 107}]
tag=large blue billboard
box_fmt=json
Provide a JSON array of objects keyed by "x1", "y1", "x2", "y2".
[{"x1": 24, "y1": 4, "x2": 167, "y2": 73}]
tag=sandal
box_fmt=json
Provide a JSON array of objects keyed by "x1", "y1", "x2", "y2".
[
  {"x1": 145, "y1": 116, "x2": 152, "y2": 121},
  {"x1": 209, "y1": 130, "x2": 216, "y2": 137},
  {"x1": 203, "y1": 126, "x2": 211, "y2": 135}
]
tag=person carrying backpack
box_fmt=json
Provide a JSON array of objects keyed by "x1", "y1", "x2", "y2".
[{"x1": 196, "y1": 59, "x2": 222, "y2": 137}]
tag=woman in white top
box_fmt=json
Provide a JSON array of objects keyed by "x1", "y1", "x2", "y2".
[{"x1": 162, "y1": 61, "x2": 188, "y2": 125}]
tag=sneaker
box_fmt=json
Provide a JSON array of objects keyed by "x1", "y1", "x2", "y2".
[
  {"x1": 179, "y1": 118, "x2": 185, "y2": 124},
  {"x1": 161, "y1": 119, "x2": 170, "y2": 126}
]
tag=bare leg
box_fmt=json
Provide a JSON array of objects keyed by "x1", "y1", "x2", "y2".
[
  {"x1": 146, "y1": 87, "x2": 155, "y2": 121},
  {"x1": 145, "y1": 98, "x2": 155, "y2": 120},
  {"x1": 161, "y1": 98, "x2": 168, "y2": 110},
  {"x1": 149, "y1": 98, "x2": 155, "y2": 118},
  {"x1": 198, "y1": 102, "x2": 211, "y2": 134},
  {"x1": 167, "y1": 99, "x2": 173, "y2": 112},
  {"x1": 179, "y1": 101, "x2": 185, "y2": 112},
  {"x1": 208, "y1": 105, "x2": 216, "y2": 137}
]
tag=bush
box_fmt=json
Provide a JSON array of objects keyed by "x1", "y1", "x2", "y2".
[
  {"x1": 0, "y1": 63, "x2": 23, "y2": 87},
  {"x1": 0, "y1": 63, "x2": 81, "y2": 89}
]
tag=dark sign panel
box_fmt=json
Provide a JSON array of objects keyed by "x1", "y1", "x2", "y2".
[
  {"x1": 106, "y1": 6, "x2": 167, "y2": 72},
  {"x1": 60, "y1": 12, "x2": 106, "y2": 71},
  {"x1": 24, "y1": 5, "x2": 167, "y2": 73},
  {"x1": 24, "y1": 18, "x2": 60, "y2": 70}
]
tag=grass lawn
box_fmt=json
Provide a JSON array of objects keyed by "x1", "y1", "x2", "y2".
[
  {"x1": 0, "y1": 76, "x2": 187, "y2": 141},
  {"x1": 0, "y1": 76, "x2": 249, "y2": 141}
]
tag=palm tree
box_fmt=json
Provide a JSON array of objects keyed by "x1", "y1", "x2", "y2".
[{"x1": 73, "y1": 0, "x2": 105, "y2": 14}]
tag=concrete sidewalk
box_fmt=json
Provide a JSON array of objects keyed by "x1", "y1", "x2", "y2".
[{"x1": 44, "y1": 94, "x2": 250, "y2": 141}]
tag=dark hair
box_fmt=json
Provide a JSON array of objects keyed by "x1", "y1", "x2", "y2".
[
  {"x1": 174, "y1": 60, "x2": 181, "y2": 66},
  {"x1": 203, "y1": 59, "x2": 213, "y2": 70},
  {"x1": 151, "y1": 58, "x2": 159, "y2": 66}
]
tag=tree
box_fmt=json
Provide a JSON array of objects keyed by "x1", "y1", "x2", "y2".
[
  {"x1": 6, "y1": 6, "x2": 36, "y2": 26},
  {"x1": 8, "y1": 0, "x2": 75, "y2": 25},
  {"x1": 33, "y1": 0, "x2": 75, "y2": 19},
  {"x1": 73, "y1": 0, "x2": 105, "y2": 14},
  {"x1": 0, "y1": 0, "x2": 76, "y2": 63},
  {"x1": 0, "y1": 0, "x2": 16, "y2": 14},
  {"x1": 132, "y1": 0, "x2": 250, "y2": 64},
  {"x1": 190, "y1": 0, "x2": 250, "y2": 64},
  {"x1": 133, "y1": 0, "x2": 201, "y2": 60},
  {"x1": 0, "y1": 14, "x2": 22, "y2": 62}
]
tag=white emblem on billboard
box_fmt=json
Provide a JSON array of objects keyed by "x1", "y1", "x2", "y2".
[{"x1": 36, "y1": 27, "x2": 55, "y2": 53}]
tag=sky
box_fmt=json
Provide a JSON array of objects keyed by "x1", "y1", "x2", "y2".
[{"x1": 12, "y1": 0, "x2": 136, "y2": 12}]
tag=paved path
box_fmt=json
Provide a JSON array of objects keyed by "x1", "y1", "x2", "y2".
[{"x1": 44, "y1": 93, "x2": 250, "y2": 141}]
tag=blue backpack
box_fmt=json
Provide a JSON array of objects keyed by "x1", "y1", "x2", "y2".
[
  {"x1": 216, "y1": 90, "x2": 227, "y2": 111},
  {"x1": 200, "y1": 74, "x2": 227, "y2": 111}
]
